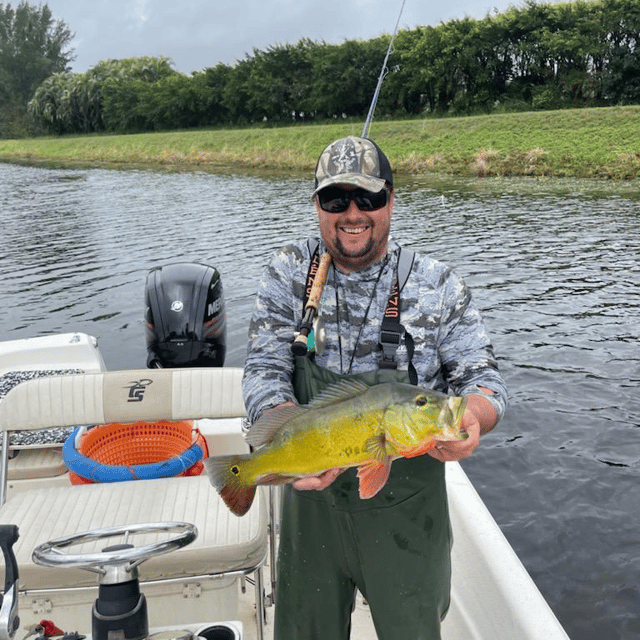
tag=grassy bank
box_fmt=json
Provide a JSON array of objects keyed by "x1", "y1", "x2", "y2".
[{"x1": 1, "y1": 106, "x2": 640, "y2": 179}]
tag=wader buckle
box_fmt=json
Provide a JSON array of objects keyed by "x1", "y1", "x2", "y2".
[{"x1": 379, "y1": 324, "x2": 404, "y2": 369}]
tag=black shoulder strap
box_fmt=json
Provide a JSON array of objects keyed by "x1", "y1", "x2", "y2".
[
  {"x1": 379, "y1": 248, "x2": 418, "y2": 385},
  {"x1": 302, "y1": 239, "x2": 321, "y2": 310}
]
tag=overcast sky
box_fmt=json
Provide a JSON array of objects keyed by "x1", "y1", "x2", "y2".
[{"x1": 45, "y1": 0, "x2": 525, "y2": 75}]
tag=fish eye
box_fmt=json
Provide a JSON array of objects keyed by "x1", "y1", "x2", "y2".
[{"x1": 415, "y1": 395, "x2": 428, "y2": 407}]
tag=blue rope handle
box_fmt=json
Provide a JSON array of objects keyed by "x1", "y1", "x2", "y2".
[{"x1": 63, "y1": 426, "x2": 204, "y2": 482}]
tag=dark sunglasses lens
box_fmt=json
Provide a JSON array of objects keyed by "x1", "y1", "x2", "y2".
[
  {"x1": 318, "y1": 188, "x2": 350, "y2": 213},
  {"x1": 356, "y1": 189, "x2": 388, "y2": 211},
  {"x1": 318, "y1": 187, "x2": 388, "y2": 212}
]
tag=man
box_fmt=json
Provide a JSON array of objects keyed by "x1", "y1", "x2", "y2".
[{"x1": 243, "y1": 135, "x2": 507, "y2": 639}]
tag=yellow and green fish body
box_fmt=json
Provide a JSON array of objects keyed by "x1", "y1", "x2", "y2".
[{"x1": 205, "y1": 379, "x2": 467, "y2": 516}]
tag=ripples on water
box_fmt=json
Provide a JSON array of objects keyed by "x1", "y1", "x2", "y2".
[
  {"x1": 1, "y1": 163, "x2": 639, "y2": 640},
  {"x1": 397, "y1": 185, "x2": 640, "y2": 640}
]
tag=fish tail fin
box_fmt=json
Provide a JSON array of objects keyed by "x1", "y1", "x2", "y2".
[{"x1": 204, "y1": 455, "x2": 256, "y2": 517}]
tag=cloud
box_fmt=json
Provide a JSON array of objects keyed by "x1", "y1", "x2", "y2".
[
  {"x1": 134, "y1": 0, "x2": 150, "y2": 22},
  {"x1": 45, "y1": 0, "x2": 534, "y2": 74}
]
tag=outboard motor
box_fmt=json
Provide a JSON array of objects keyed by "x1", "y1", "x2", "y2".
[{"x1": 145, "y1": 263, "x2": 226, "y2": 368}]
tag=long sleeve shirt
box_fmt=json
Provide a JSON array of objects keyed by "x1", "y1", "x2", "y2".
[{"x1": 243, "y1": 237, "x2": 507, "y2": 425}]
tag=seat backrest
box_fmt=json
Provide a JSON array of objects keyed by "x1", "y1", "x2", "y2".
[{"x1": 0, "y1": 367, "x2": 246, "y2": 504}]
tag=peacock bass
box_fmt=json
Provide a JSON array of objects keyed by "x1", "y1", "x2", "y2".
[{"x1": 205, "y1": 379, "x2": 467, "y2": 516}]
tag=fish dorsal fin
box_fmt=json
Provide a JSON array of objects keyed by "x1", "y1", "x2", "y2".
[
  {"x1": 306, "y1": 379, "x2": 370, "y2": 409},
  {"x1": 246, "y1": 404, "x2": 307, "y2": 448}
]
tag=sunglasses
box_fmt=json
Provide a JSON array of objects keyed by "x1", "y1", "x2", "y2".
[{"x1": 317, "y1": 187, "x2": 390, "y2": 213}]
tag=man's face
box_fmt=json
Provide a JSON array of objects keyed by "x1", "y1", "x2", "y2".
[{"x1": 314, "y1": 185, "x2": 394, "y2": 272}]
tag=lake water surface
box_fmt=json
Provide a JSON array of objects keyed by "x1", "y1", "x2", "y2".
[{"x1": 1, "y1": 162, "x2": 639, "y2": 639}]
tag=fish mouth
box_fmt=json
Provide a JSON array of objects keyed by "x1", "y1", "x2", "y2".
[{"x1": 439, "y1": 396, "x2": 468, "y2": 440}]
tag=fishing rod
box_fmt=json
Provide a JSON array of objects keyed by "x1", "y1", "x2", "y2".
[
  {"x1": 291, "y1": 251, "x2": 332, "y2": 356},
  {"x1": 362, "y1": 0, "x2": 407, "y2": 139}
]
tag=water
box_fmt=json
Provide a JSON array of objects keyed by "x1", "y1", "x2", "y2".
[{"x1": 1, "y1": 162, "x2": 639, "y2": 639}]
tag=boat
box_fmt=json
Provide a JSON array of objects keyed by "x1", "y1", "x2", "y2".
[{"x1": 0, "y1": 264, "x2": 571, "y2": 640}]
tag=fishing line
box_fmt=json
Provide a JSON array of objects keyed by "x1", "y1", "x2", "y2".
[{"x1": 361, "y1": 0, "x2": 407, "y2": 139}]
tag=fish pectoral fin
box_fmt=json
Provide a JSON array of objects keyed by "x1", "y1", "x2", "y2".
[
  {"x1": 397, "y1": 439, "x2": 437, "y2": 459},
  {"x1": 363, "y1": 434, "x2": 388, "y2": 461},
  {"x1": 357, "y1": 460, "x2": 391, "y2": 499}
]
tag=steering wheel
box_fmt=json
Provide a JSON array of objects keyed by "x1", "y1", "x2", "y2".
[{"x1": 32, "y1": 522, "x2": 197, "y2": 573}]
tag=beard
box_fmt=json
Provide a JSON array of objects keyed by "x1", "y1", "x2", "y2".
[{"x1": 332, "y1": 233, "x2": 387, "y2": 271}]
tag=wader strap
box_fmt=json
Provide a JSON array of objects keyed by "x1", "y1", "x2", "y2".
[
  {"x1": 379, "y1": 248, "x2": 418, "y2": 385},
  {"x1": 304, "y1": 240, "x2": 322, "y2": 307}
]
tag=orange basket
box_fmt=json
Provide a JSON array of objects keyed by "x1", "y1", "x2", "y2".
[{"x1": 65, "y1": 420, "x2": 209, "y2": 485}]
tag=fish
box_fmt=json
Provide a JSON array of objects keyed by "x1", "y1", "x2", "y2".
[{"x1": 205, "y1": 379, "x2": 467, "y2": 516}]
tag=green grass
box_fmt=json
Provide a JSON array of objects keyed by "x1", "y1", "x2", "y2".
[{"x1": 2, "y1": 106, "x2": 640, "y2": 179}]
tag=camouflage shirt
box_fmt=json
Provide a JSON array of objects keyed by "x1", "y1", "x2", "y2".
[{"x1": 243, "y1": 237, "x2": 507, "y2": 425}]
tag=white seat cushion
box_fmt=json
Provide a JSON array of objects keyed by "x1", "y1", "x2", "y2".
[{"x1": 0, "y1": 475, "x2": 267, "y2": 590}]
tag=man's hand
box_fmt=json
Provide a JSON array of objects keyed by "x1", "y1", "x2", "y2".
[
  {"x1": 428, "y1": 409, "x2": 480, "y2": 462},
  {"x1": 428, "y1": 390, "x2": 498, "y2": 463},
  {"x1": 293, "y1": 468, "x2": 344, "y2": 491}
]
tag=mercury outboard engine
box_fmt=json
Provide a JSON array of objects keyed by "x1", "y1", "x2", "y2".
[{"x1": 145, "y1": 262, "x2": 226, "y2": 368}]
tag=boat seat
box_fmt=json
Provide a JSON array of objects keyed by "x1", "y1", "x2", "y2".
[
  {"x1": 7, "y1": 446, "x2": 67, "y2": 480},
  {"x1": 0, "y1": 333, "x2": 106, "y2": 379},
  {"x1": 0, "y1": 367, "x2": 268, "y2": 639},
  {"x1": 0, "y1": 369, "x2": 266, "y2": 585},
  {"x1": 0, "y1": 475, "x2": 268, "y2": 591}
]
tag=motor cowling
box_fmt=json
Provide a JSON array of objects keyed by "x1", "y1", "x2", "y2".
[{"x1": 145, "y1": 263, "x2": 226, "y2": 368}]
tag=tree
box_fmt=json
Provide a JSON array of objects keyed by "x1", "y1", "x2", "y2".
[
  {"x1": 29, "y1": 71, "x2": 102, "y2": 133},
  {"x1": 310, "y1": 38, "x2": 389, "y2": 119},
  {"x1": 241, "y1": 41, "x2": 315, "y2": 122},
  {"x1": 98, "y1": 57, "x2": 178, "y2": 132},
  {"x1": 0, "y1": 1, "x2": 74, "y2": 106},
  {"x1": 600, "y1": 0, "x2": 640, "y2": 103},
  {"x1": 201, "y1": 63, "x2": 233, "y2": 125}
]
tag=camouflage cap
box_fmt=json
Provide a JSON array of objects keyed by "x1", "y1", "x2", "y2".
[{"x1": 313, "y1": 136, "x2": 393, "y2": 196}]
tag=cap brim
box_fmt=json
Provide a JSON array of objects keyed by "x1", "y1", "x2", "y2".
[{"x1": 313, "y1": 173, "x2": 387, "y2": 197}]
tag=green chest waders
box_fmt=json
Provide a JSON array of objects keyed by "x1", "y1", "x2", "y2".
[{"x1": 273, "y1": 354, "x2": 452, "y2": 640}]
